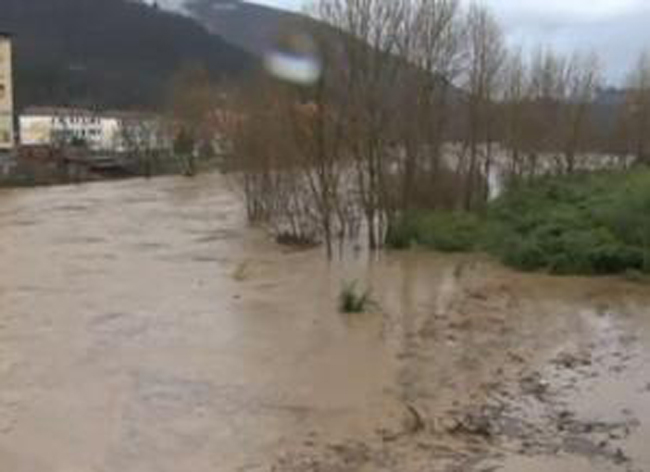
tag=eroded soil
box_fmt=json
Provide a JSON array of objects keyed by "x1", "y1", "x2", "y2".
[{"x1": 0, "y1": 173, "x2": 649, "y2": 472}]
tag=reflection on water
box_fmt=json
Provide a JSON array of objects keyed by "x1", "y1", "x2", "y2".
[{"x1": 0, "y1": 173, "x2": 649, "y2": 472}]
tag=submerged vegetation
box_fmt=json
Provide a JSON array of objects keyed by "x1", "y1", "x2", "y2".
[
  {"x1": 387, "y1": 170, "x2": 650, "y2": 276},
  {"x1": 386, "y1": 211, "x2": 482, "y2": 252},
  {"x1": 222, "y1": 0, "x2": 650, "y2": 278},
  {"x1": 339, "y1": 281, "x2": 374, "y2": 314}
]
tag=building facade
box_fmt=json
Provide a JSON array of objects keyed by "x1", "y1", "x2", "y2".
[
  {"x1": 0, "y1": 33, "x2": 14, "y2": 152},
  {"x1": 103, "y1": 111, "x2": 170, "y2": 153},
  {"x1": 19, "y1": 108, "x2": 169, "y2": 153},
  {"x1": 20, "y1": 108, "x2": 104, "y2": 149}
]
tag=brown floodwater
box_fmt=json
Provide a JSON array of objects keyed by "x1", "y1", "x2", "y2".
[{"x1": 0, "y1": 173, "x2": 649, "y2": 472}]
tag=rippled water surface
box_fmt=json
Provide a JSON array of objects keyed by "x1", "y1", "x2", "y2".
[{"x1": 1, "y1": 174, "x2": 649, "y2": 472}]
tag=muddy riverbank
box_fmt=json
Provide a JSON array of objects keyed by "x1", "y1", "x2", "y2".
[{"x1": 0, "y1": 173, "x2": 649, "y2": 472}]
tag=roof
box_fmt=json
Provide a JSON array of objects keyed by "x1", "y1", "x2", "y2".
[
  {"x1": 21, "y1": 106, "x2": 161, "y2": 121},
  {"x1": 22, "y1": 106, "x2": 99, "y2": 117},
  {"x1": 102, "y1": 110, "x2": 159, "y2": 121}
]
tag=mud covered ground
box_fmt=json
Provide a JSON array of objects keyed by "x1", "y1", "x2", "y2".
[
  {"x1": 274, "y1": 268, "x2": 650, "y2": 472},
  {"x1": 1, "y1": 173, "x2": 649, "y2": 472}
]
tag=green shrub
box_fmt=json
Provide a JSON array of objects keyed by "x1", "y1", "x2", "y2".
[
  {"x1": 385, "y1": 212, "x2": 421, "y2": 249},
  {"x1": 386, "y1": 211, "x2": 481, "y2": 252},
  {"x1": 339, "y1": 281, "x2": 374, "y2": 314},
  {"x1": 419, "y1": 212, "x2": 481, "y2": 252},
  {"x1": 386, "y1": 170, "x2": 650, "y2": 276},
  {"x1": 486, "y1": 170, "x2": 650, "y2": 275},
  {"x1": 499, "y1": 236, "x2": 546, "y2": 272},
  {"x1": 624, "y1": 269, "x2": 650, "y2": 284}
]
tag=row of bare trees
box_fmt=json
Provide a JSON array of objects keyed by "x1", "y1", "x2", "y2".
[
  {"x1": 224, "y1": 0, "x2": 650, "y2": 254},
  {"x1": 618, "y1": 52, "x2": 650, "y2": 165}
]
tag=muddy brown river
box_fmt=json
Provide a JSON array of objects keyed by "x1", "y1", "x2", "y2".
[{"x1": 1, "y1": 173, "x2": 649, "y2": 472}]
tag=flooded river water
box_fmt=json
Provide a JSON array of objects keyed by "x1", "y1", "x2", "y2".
[{"x1": 1, "y1": 173, "x2": 650, "y2": 472}]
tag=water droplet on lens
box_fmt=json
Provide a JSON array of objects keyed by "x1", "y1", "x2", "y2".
[{"x1": 264, "y1": 32, "x2": 322, "y2": 86}]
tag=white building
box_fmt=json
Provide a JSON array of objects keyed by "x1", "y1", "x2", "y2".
[
  {"x1": 101, "y1": 111, "x2": 169, "y2": 153},
  {"x1": 19, "y1": 107, "x2": 168, "y2": 153},
  {"x1": 20, "y1": 107, "x2": 104, "y2": 149},
  {"x1": 0, "y1": 33, "x2": 14, "y2": 152}
]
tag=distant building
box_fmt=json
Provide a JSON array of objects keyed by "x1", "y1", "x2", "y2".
[
  {"x1": 101, "y1": 110, "x2": 170, "y2": 153},
  {"x1": 0, "y1": 33, "x2": 14, "y2": 152},
  {"x1": 19, "y1": 107, "x2": 169, "y2": 153},
  {"x1": 20, "y1": 107, "x2": 104, "y2": 149}
]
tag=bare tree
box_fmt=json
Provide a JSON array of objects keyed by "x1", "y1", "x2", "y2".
[
  {"x1": 168, "y1": 63, "x2": 220, "y2": 176},
  {"x1": 625, "y1": 51, "x2": 650, "y2": 165},
  {"x1": 500, "y1": 50, "x2": 530, "y2": 179},
  {"x1": 315, "y1": 0, "x2": 410, "y2": 248},
  {"x1": 526, "y1": 48, "x2": 571, "y2": 174},
  {"x1": 461, "y1": 2, "x2": 506, "y2": 210},
  {"x1": 227, "y1": 0, "x2": 623, "y2": 257},
  {"x1": 118, "y1": 114, "x2": 166, "y2": 177},
  {"x1": 561, "y1": 53, "x2": 601, "y2": 173},
  {"x1": 395, "y1": 0, "x2": 465, "y2": 211},
  {"x1": 524, "y1": 49, "x2": 602, "y2": 174},
  {"x1": 228, "y1": 71, "x2": 352, "y2": 254}
]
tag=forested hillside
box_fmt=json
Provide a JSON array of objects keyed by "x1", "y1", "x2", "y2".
[
  {"x1": 184, "y1": 0, "x2": 309, "y2": 57},
  {"x1": 0, "y1": 0, "x2": 252, "y2": 110}
]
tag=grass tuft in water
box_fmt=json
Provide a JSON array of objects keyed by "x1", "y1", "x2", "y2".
[{"x1": 339, "y1": 281, "x2": 374, "y2": 314}]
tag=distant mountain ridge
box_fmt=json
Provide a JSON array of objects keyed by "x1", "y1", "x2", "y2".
[
  {"x1": 183, "y1": 0, "x2": 632, "y2": 144},
  {"x1": 184, "y1": 0, "x2": 313, "y2": 57},
  {"x1": 0, "y1": 0, "x2": 253, "y2": 110}
]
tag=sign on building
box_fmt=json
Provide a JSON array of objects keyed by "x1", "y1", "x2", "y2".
[{"x1": 0, "y1": 33, "x2": 14, "y2": 151}]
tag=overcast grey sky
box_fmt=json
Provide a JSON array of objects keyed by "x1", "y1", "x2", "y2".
[
  {"x1": 176, "y1": 0, "x2": 650, "y2": 84},
  {"x1": 489, "y1": 0, "x2": 650, "y2": 84}
]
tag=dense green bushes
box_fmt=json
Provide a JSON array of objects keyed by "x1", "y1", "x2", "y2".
[
  {"x1": 386, "y1": 211, "x2": 482, "y2": 252},
  {"x1": 487, "y1": 171, "x2": 650, "y2": 275},
  {"x1": 387, "y1": 170, "x2": 650, "y2": 276}
]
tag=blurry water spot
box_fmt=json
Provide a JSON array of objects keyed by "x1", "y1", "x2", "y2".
[{"x1": 264, "y1": 32, "x2": 322, "y2": 85}]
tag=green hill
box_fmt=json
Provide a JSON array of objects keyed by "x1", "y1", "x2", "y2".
[{"x1": 0, "y1": 0, "x2": 252, "y2": 110}]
